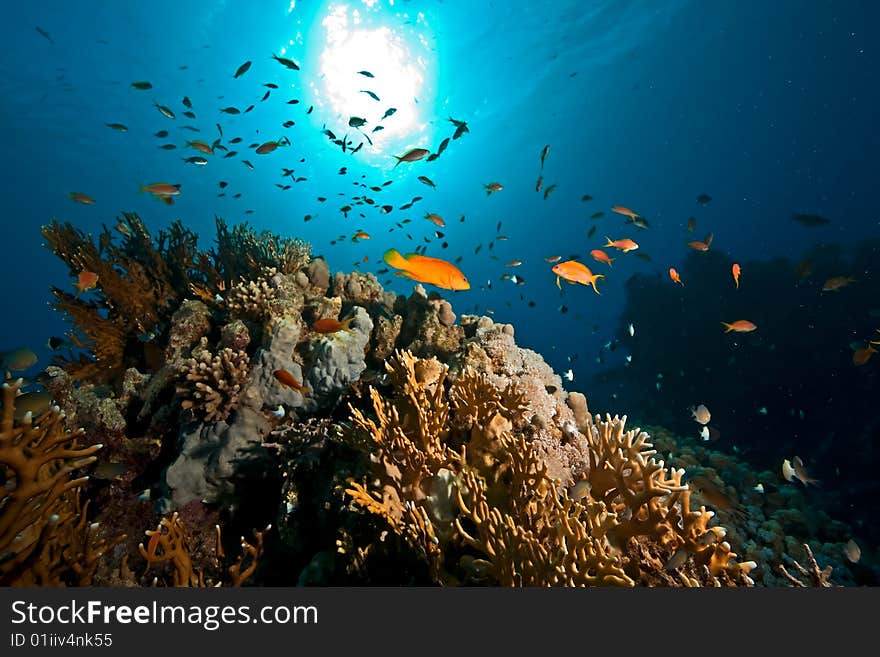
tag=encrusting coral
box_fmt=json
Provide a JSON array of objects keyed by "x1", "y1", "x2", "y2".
[
  {"x1": 339, "y1": 350, "x2": 756, "y2": 586},
  {"x1": 0, "y1": 379, "x2": 123, "y2": 585}
]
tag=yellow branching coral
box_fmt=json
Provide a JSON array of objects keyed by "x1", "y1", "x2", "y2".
[
  {"x1": 341, "y1": 350, "x2": 754, "y2": 587},
  {"x1": 176, "y1": 340, "x2": 250, "y2": 422},
  {"x1": 0, "y1": 379, "x2": 121, "y2": 585},
  {"x1": 138, "y1": 512, "x2": 266, "y2": 587}
]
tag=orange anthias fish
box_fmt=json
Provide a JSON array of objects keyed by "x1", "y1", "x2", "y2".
[
  {"x1": 611, "y1": 206, "x2": 640, "y2": 221},
  {"x1": 822, "y1": 276, "x2": 857, "y2": 292},
  {"x1": 484, "y1": 182, "x2": 503, "y2": 195},
  {"x1": 273, "y1": 369, "x2": 311, "y2": 395},
  {"x1": 141, "y1": 182, "x2": 181, "y2": 197},
  {"x1": 352, "y1": 231, "x2": 371, "y2": 242},
  {"x1": 312, "y1": 317, "x2": 354, "y2": 334},
  {"x1": 853, "y1": 344, "x2": 877, "y2": 366},
  {"x1": 69, "y1": 192, "x2": 95, "y2": 204},
  {"x1": 590, "y1": 249, "x2": 614, "y2": 267},
  {"x1": 669, "y1": 267, "x2": 684, "y2": 286},
  {"x1": 687, "y1": 232, "x2": 714, "y2": 251},
  {"x1": 732, "y1": 263, "x2": 741, "y2": 289},
  {"x1": 187, "y1": 140, "x2": 214, "y2": 155},
  {"x1": 604, "y1": 237, "x2": 639, "y2": 253},
  {"x1": 383, "y1": 249, "x2": 470, "y2": 291},
  {"x1": 74, "y1": 270, "x2": 99, "y2": 295},
  {"x1": 721, "y1": 320, "x2": 757, "y2": 333},
  {"x1": 424, "y1": 213, "x2": 446, "y2": 228},
  {"x1": 551, "y1": 260, "x2": 605, "y2": 295}
]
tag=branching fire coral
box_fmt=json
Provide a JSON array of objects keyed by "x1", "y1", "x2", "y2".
[
  {"x1": 0, "y1": 379, "x2": 122, "y2": 585},
  {"x1": 177, "y1": 340, "x2": 250, "y2": 422},
  {"x1": 340, "y1": 350, "x2": 756, "y2": 586},
  {"x1": 138, "y1": 512, "x2": 266, "y2": 586}
]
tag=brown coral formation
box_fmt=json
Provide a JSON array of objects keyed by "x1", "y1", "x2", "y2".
[
  {"x1": 340, "y1": 350, "x2": 755, "y2": 586},
  {"x1": 0, "y1": 379, "x2": 122, "y2": 585},
  {"x1": 176, "y1": 340, "x2": 250, "y2": 422},
  {"x1": 225, "y1": 267, "x2": 279, "y2": 320},
  {"x1": 138, "y1": 511, "x2": 266, "y2": 587}
]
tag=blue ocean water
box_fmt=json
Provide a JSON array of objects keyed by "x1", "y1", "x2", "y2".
[{"x1": 1, "y1": 1, "x2": 879, "y2": 561}]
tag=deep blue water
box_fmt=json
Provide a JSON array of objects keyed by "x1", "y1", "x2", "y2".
[{"x1": 1, "y1": 1, "x2": 878, "y2": 519}]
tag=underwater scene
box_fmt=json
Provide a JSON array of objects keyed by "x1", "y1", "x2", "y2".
[{"x1": 1, "y1": 0, "x2": 877, "y2": 587}]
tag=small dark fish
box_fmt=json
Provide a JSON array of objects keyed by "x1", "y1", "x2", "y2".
[
  {"x1": 105, "y1": 122, "x2": 128, "y2": 131},
  {"x1": 381, "y1": 107, "x2": 397, "y2": 120},
  {"x1": 283, "y1": 120, "x2": 295, "y2": 128},
  {"x1": 349, "y1": 116, "x2": 367, "y2": 128},
  {"x1": 635, "y1": 253, "x2": 652, "y2": 262},
  {"x1": 35, "y1": 26, "x2": 55, "y2": 44},
  {"x1": 587, "y1": 225, "x2": 597, "y2": 238},
  {"x1": 360, "y1": 90, "x2": 380, "y2": 101},
  {"x1": 543, "y1": 183, "x2": 558, "y2": 200},
  {"x1": 307, "y1": 105, "x2": 313, "y2": 114},
  {"x1": 272, "y1": 53, "x2": 300, "y2": 70},
  {"x1": 244, "y1": 104, "x2": 254, "y2": 113},
  {"x1": 224, "y1": 150, "x2": 238, "y2": 158},
  {"x1": 264, "y1": 83, "x2": 279, "y2": 89},
  {"x1": 261, "y1": 90, "x2": 271, "y2": 101},
  {"x1": 219, "y1": 181, "x2": 228, "y2": 188},
  {"x1": 581, "y1": 195, "x2": 593, "y2": 202},
  {"x1": 153, "y1": 130, "x2": 169, "y2": 138},
  {"x1": 286, "y1": 99, "x2": 300, "y2": 104},
  {"x1": 242, "y1": 160, "x2": 254, "y2": 170},
  {"x1": 426, "y1": 153, "x2": 439, "y2": 162},
  {"x1": 371, "y1": 125, "x2": 384, "y2": 133},
  {"x1": 216, "y1": 123, "x2": 223, "y2": 137},
  {"x1": 696, "y1": 193, "x2": 712, "y2": 205},
  {"x1": 233, "y1": 60, "x2": 252, "y2": 78},
  {"x1": 220, "y1": 106, "x2": 241, "y2": 114},
  {"x1": 229, "y1": 136, "x2": 242, "y2": 143},
  {"x1": 180, "y1": 125, "x2": 200, "y2": 132},
  {"x1": 158, "y1": 143, "x2": 177, "y2": 150},
  {"x1": 437, "y1": 137, "x2": 450, "y2": 155},
  {"x1": 130, "y1": 80, "x2": 152, "y2": 90},
  {"x1": 183, "y1": 110, "x2": 196, "y2": 119},
  {"x1": 358, "y1": 70, "x2": 374, "y2": 78},
  {"x1": 182, "y1": 96, "x2": 192, "y2": 108},
  {"x1": 590, "y1": 211, "x2": 605, "y2": 219},
  {"x1": 792, "y1": 213, "x2": 830, "y2": 227},
  {"x1": 183, "y1": 155, "x2": 208, "y2": 165}
]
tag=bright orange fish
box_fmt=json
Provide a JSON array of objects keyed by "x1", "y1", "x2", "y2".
[
  {"x1": 822, "y1": 276, "x2": 856, "y2": 292},
  {"x1": 383, "y1": 249, "x2": 470, "y2": 291},
  {"x1": 69, "y1": 192, "x2": 95, "y2": 204},
  {"x1": 273, "y1": 369, "x2": 311, "y2": 395},
  {"x1": 484, "y1": 182, "x2": 503, "y2": 195},
  {"x1": 312, "y1": 317, "x2": 354, "y2": 334},
  {"x1": 669, "y1": 267, "x2": 684, "y2": 286},
  {"x1": 352, "y1": 231, "x2": 371, "y2": 242},
  {"x1": 141, "y1": 182, "x2": 181, "y2": 197},
  {"x1": 424, "y1": 213, "x2": 446, "y2": 228},
  {"x1": 611, "y1": 206, "x2": 640, "y2": 221},
  {"x1": 853, "y1": 344, "x2": 877, "y2": 366},
  {"x1": 732, "y1": 263, "x2": 741, "y2": 289},
  {"x1": 604, "y1": 237, "x2": 639, "y2": 253},
  {"x1": 551, "y1": 260, "x2": 604, "y2": 295},
  {"x1": 721, "y1": 320, "x2": 757, "y2": 333},
  {"x1": 590, "y1": 249, "x2": 614, "y2": 267},
  {"x1": 687, "y1": 232, "x2": 714, "y2": 251},
  {"x1": 74, "y1": 270, "x2": 99, "y2": 295},
  {"x1": 186, "y1": 140, "x2": 214, "y2": 155}
]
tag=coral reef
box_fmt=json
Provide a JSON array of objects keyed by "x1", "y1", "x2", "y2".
[{"x1": 17, "y1": 213, "x2": 866, "y2": 587}]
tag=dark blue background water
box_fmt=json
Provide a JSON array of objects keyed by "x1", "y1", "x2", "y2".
[{"x1": 1, "y1": 2, "x2": 877, "y2": 443}]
